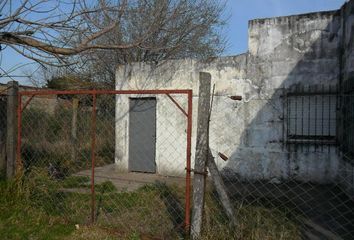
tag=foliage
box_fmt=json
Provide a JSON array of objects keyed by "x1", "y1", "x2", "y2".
[
  {"x1": 79, "y1": 0, "x2": 228, "y2": 87},
  {"x1": 21, "y1": 104, "x2": 115, "y2": 173},
  {"x1": 46, "y1": 75, "x2": 92, "y2": 90},
  {"x1": 1, "y1": 0, "x2": 227, "y2": 86},
  {"x1": 202, "y1": 192, "x2": 301, "y2": 240},
  {"x1": 8, "y1": 97, "x2": 301, "y2": 239},
  {"x1": 0, "y1": 178, "x2": 75, "y2": 240},
  {"x1": 0, "y1": 172, "x2": 302, "y2": 239}
]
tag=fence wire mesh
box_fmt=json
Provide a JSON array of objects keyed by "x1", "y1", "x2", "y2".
[
  {"x1": 2, "y1": 83, "x2": 353, "y2": 240},
  {"x1": 17, "y1": 91, "x2": 191, "y2": 239},
  {"x1": 199, "y1": 84, "x2": 354, "y2": 240}
]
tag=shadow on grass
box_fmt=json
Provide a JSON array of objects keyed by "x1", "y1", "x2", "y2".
[
  {"x1": 224, "y1": 179, "x2": 354, "y2": 240},
  {"x1": 154, "y1": 181, "x2": 185, "y2": 238}
]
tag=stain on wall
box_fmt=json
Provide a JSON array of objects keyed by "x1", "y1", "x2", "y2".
[{"x1": 115, "y1": 1, "x2": 354, "y2": 189}]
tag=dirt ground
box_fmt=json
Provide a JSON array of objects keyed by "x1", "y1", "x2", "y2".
[{"x1": 75, "y1": 164, "x2": 186, "y2": 192}]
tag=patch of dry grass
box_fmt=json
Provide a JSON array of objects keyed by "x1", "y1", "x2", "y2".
[
  {"x1": 66, "y1": 226, "x2": 119, "y2": 240},
  {"x1": 0, "y1": 170, "x2": 301, "y2": 239},
  {"x1": 199, "y1": 193, "x2": 301, "y2": 240}
]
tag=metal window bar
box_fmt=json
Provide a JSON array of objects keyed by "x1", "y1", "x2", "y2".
[{"x1": 286, "y1": 84, "x2": 338, "y2": 152}]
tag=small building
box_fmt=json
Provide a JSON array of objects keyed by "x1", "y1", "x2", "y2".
[{"x1": 115, "y1": 0, "x2": 354, "y2": 197}]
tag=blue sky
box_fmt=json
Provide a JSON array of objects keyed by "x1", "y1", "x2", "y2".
[
  {"x1": 0, "y1": 0, "x2": 348, "y2": 84},
  {"x1": 225, "y1": 0, "x2": 347, "y2": 55}
]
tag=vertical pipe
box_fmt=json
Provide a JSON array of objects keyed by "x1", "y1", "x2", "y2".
[
  {"x1": 315, "y1": 86, "x2": 318, "y2": 152},
  {"x1": 91, "y1": 93, "x2": 97, "y2": 224},
  {"x1": 322, "y1": 84, "x2": 324, "y2": 152},
  {"x1": 185, "y1": 90, "x2": 193, "y2": 233},
  {"x1": 286, "y1": 91, "x2": 292, "y2": 155},
  {"x1": 308, "y1": 86, "x2": 311, "y2": 153},
  {"x1": 286, "y1": 93, "x2": 289, "y2": 139},
  {"x1": 295, "y1": 89, "x2": 298, "y2": 151},
  {"x1": 16, "y1": 94, "x2": 22, "y2": 173},
  {"x1": 328, "y1": 85, "x2": 331, "y2": 153},
  {"x1": 335, "y1": 84, "x2": 339, "y2": 147},
  {"x1": 301, "y1": 86, "x2": 304, "y2": 152}
]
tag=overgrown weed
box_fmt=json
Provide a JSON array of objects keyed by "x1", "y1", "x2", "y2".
[{"x1": 0, "y1": 171, "x2": 301, "y2": 239}]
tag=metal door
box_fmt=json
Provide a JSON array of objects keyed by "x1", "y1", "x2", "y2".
[{"x1": 128, "y1": 98, "x2": 156, "y2": 173}]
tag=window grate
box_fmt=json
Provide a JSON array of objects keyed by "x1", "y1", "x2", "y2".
[{"x1": 285, "y1": 85, "x2": 337, "y2": 151}]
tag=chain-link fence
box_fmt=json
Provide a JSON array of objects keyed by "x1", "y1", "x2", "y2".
[
  {"x1": 1, "y1": 82, "x2": 352, "y2": 239},
  {"x1": 337, "y1": 77, "x2": 354, "y2": 238},
  {"x1": 198, "y1": 83, "x2": 354, "y2": 240},
  {"x1": 17, "y1": 89, "x2": 192, "y2": 239}
]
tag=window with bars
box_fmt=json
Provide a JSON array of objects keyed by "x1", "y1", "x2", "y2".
[{"x1": 286, "y1": 87, "x2": 337, "y2": 145}]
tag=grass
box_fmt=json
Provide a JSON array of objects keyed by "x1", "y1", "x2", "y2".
[
  {"x1": 0, "y1": 179, "x2": 75, "y2": 240},
  {"x1": 0, "y1": 170, "x2": 302, "y2": 239},
  {"x1": 201, "y1": 193, "x2": 300, "y2": 240},
  {"x1": 21, "y1": 106, "x2": 116, "y2": 173}
]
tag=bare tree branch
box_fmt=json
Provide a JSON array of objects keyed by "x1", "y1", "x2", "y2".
[
  {"x1": 0, "y1": 0, "x2": 227, "y2": 87},
  {"x1": 0, "y1": 1, "x2": 140, "y2": 61}
]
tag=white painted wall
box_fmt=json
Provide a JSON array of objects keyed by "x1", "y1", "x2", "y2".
[{"x1": 114, "y1": 6, "x2": 353, "y2": 184}]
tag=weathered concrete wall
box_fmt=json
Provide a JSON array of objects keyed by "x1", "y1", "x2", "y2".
[
  {"x1": 338, "y1": 0, "x2": 354, "y2": 197},
  {"x1": 115, "y1": 1, "x2": 353, "y2": 183},
  {"x1": 234, "y1": 11, "x2": 341, "y2": 182},
  {"x1": 115, "y1": 56, "x2": 248, "y2": 176},
  {"x1": 115, "y1": 59, "x2": 195, "y2": 175}
]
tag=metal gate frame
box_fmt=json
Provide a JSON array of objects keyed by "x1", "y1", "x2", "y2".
[{"x1": 16, "y1": 89, "x2": 193, "y2": 231}]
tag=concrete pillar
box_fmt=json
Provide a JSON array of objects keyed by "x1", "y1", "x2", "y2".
[
  {"x1": 6, "y1": 81, "x2": 18, "y2": 178},
  {"x1": 0, "y1": 93, "x2": 6, "y2": 178},
  {"x1": 191, "y1": 72, "x2": 211, "y2": 238}
]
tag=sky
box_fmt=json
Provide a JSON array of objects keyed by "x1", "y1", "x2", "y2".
[
  {"x1": 0, "y1": 0, "x2": 348, "y2": 84},
  {"x1": 225, "y1": 0, "x2": 347, "y2": 55}
]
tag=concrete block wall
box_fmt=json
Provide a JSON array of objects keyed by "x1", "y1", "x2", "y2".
[
  {"x1": 237, "y1": 10, "x2": 341, "y2": 182},
  {"x1": 115, "y1": 1, "x2": 354, "y2": 184},
  {"x1": 115, "y1": 60, "x2": 197, "y2": 176}
]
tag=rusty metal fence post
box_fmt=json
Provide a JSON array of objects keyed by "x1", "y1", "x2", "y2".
[
  {"x1": 185, "y1": 90, "x2": 193, "y2": 233},
  {"x1": 90, "y1": 93, "x2": 97, "y2": 223}
]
